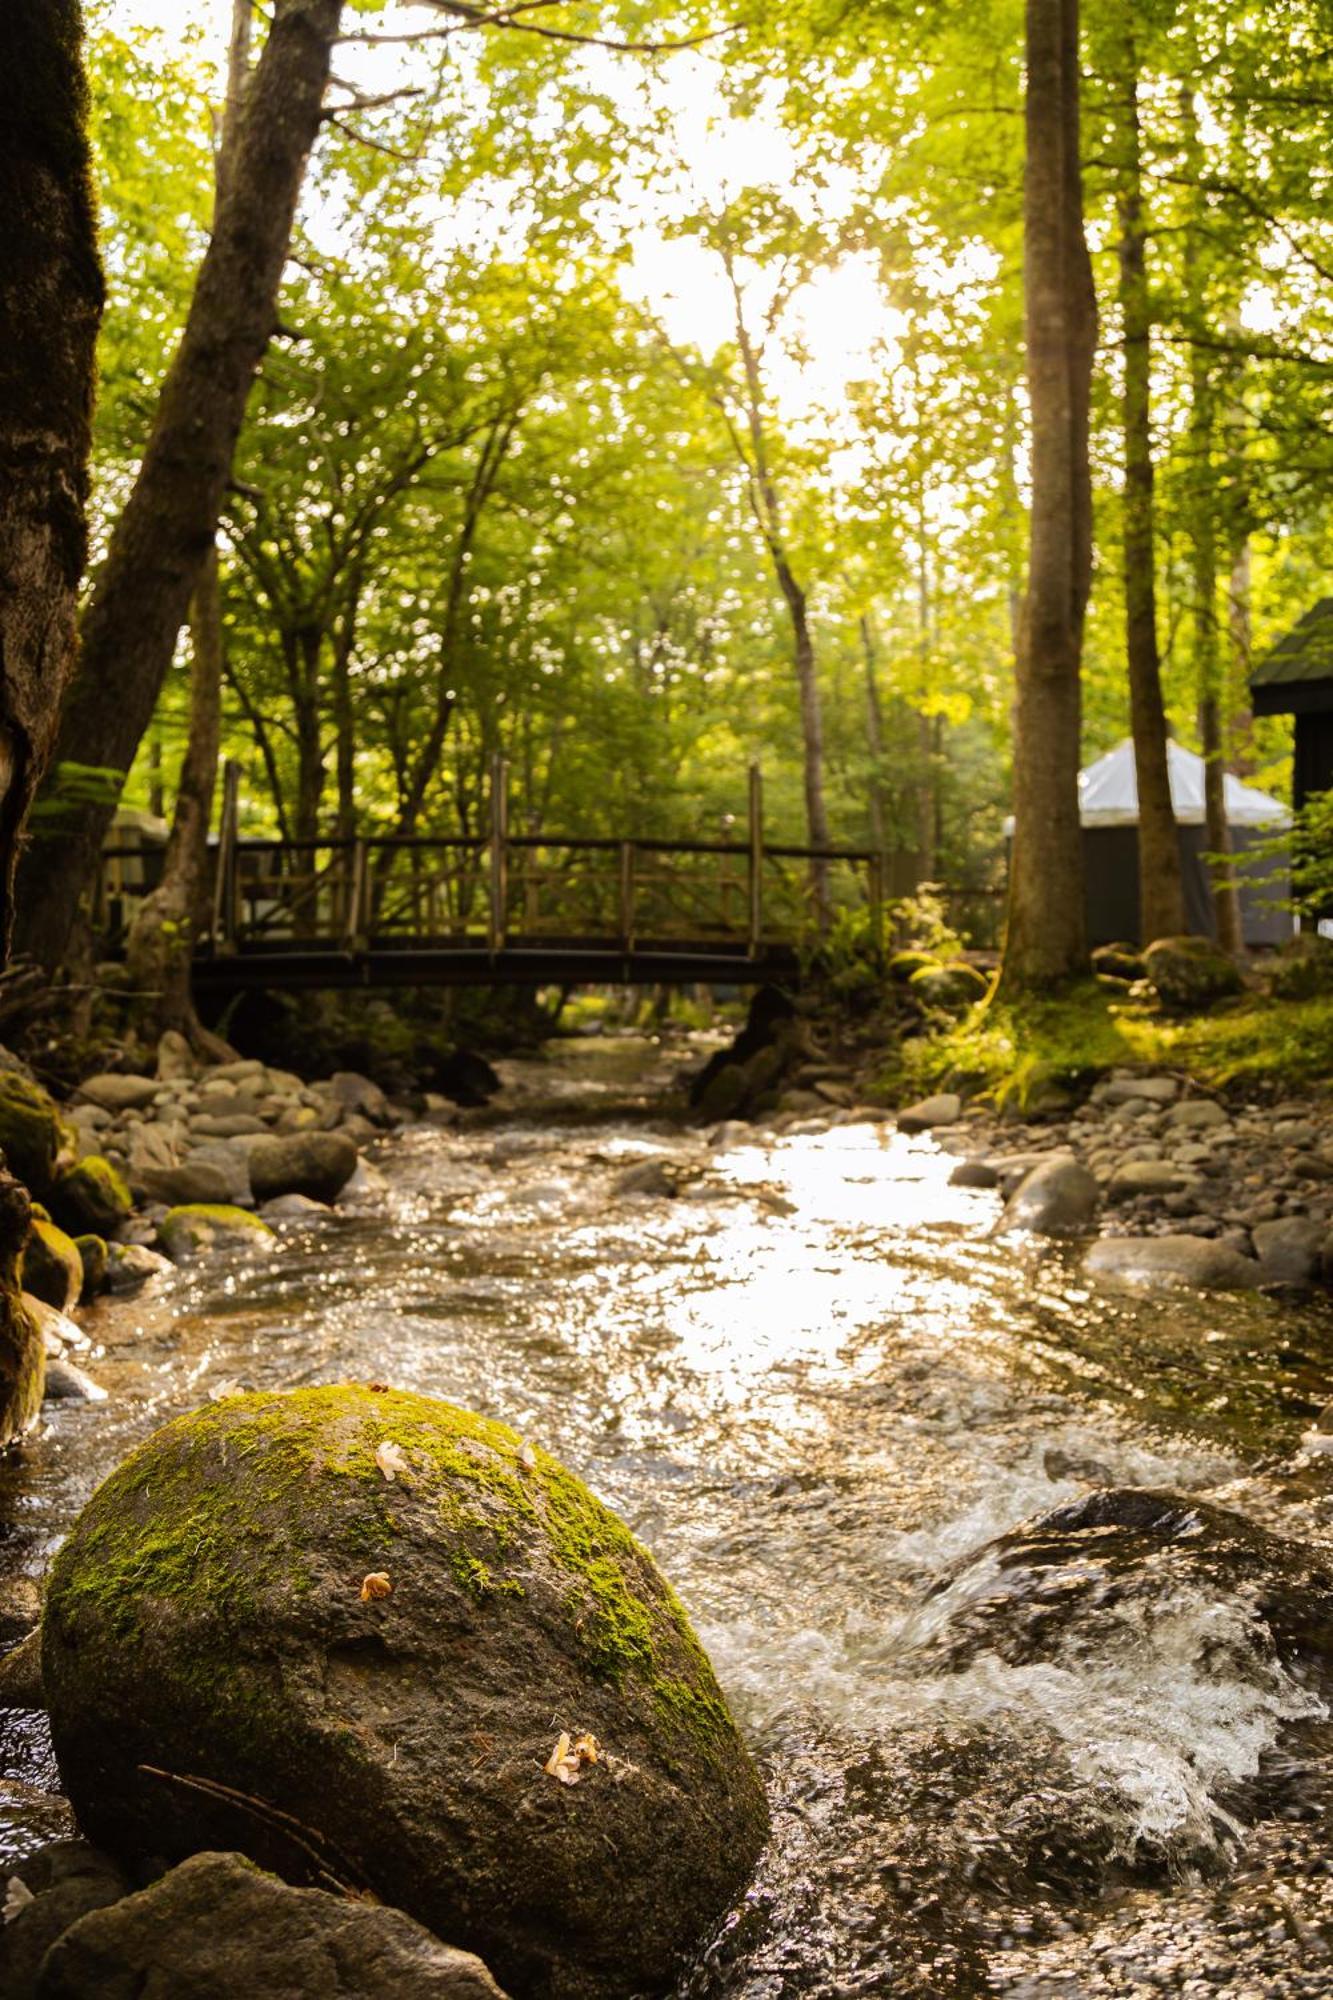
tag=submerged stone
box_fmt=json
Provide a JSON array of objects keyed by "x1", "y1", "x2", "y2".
[{"x1": 42, "y1": 1385, "x2": 769, "y2": 2000}]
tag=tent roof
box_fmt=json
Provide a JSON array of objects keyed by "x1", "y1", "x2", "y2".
[
  {"x1": 1251, "y1": 597, "x2": 1333, "y2": 691},
  {"x1": 1001, "y1": 739, "x2": 1289, "y2": 836},
  {"x1": 1078, "y1": 739, "x2": 1289, "y2": 829}
]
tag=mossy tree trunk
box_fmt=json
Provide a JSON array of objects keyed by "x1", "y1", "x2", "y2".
[
  {"x1": 14, "y1": 0, "x2": 343, "y2": 977},
  {"x1": 0, "y1": 0, "x2": 102, "y2": 955},
  {"x1": 999, "y1": 0, "x2": 1097, "y2": 996},
  {"x1": 1112, "y1": 19, "x2": 1186, "y2": 947}
]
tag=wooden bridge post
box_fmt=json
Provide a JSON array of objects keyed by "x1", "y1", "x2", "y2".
[
  {"x1": 748, "y1": 764, "x2": 764, "y2": 956},
  {"x1": 211, "y1": 760, "x2": 240, "y2": 948},
  {"x1": 344, "y1": 838, "x2": 368, "y2": 951},
  {"x1": 619, "y1": 841, "x2": 636, "y2": 950},
  {"x1": 488, "y1": 753, "x2": 509, "y2": 955}
]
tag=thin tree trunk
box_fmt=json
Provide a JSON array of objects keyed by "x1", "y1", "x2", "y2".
[
  {"x1": 859, "y1": 613, "x2": 887, "y2": 864},
  {"x1": 15, "y1": 0, "x2": 342, "y2": 973},
  {"x1": 0, "y1": 1, "x2": 102, "y2": 955},
  {"x1": 999, "y1": 0, "x2": 1097, "y2": 995},
  {"x1": 1114, "y1": 27, "x2": 1185, "y2": 945},
  {"x1": 125, "y1": 545, "x2": 225, "y2": 1046}
]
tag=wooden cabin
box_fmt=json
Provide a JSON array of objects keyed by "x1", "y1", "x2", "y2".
[{"x1": 1251, "y1": 599, "x2": 1333, "y2": 806}]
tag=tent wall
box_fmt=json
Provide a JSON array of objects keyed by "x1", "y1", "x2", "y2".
[{"x1": 1083, "y1": 826, "x2": 1291, "y2": 947}]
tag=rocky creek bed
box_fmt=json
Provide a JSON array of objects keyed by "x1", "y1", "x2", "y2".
[{"x1": 2, "y1": 1031, "x2": 1333, "y2": 1995}]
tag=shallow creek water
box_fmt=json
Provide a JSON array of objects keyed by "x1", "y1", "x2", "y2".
[{"x1": 5, "y1": 1032, "x2": 1333, "y2": 1995}]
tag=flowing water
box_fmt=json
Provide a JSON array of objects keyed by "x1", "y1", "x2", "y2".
[{"x1": 4, "y1": 1032, "x2": 1333, "y2": 1994}]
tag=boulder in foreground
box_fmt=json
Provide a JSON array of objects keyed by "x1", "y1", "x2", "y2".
[
  {"x1": 1000, "y1": 1157, "x2": 1099, "y2": 1237},
  {"x1": 33, "y1": 1851, "x2": 507, "y2": 2000},
  {"x1": 1086, "y1": 1234, "x2": 1260, "y2": 1290},
  {"x1": 248, "y1": 1131, "x2": 358, "y2": 1203},
  {"x1": 42, "y1": 1385, "x2": 768, "y2": 2000}
]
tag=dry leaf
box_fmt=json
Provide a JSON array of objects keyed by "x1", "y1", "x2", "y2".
[
  {"x1": 3, "y1": 1876, "x2": 34, "y2": 1924},
  {"x1": 544, "y1": 1729, "x2": 600, "y2": 1785},
  {"x1": 518, "y1": 1441, "x2": 537, "y2": 1471},
  {"x1": 375, "y1": 1441, "x2": 409, "y2": 1482},
  {"x1": 360, "y1": 1572, "x2": 392, "y2": 1602},
  {"x1": 368, "y1": 1381, "x2": 390, "y2": 1394}
]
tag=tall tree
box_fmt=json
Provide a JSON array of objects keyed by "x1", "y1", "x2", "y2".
[
  {"x1": 0, "y1": 0, "x2": 102, "y2": 951},
  {"x1": 1110, "y1": 11, "x2": 1186, "y2": 944},
  {"x1": 15, "y1": 0, "x2": 342, "y2": 975},
  {"x1": 999, "y1": 0, "x2": 1097, "y2": 993}
]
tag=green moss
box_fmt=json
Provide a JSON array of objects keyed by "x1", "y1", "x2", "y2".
[
  {"x1": 0, "y1": 1072, "x2": 61, "y2": 1196},
  {"x1": 21, "y1": 1214, "x2": 83, "y2": 1310},
  {"x1": 51, "y1": 1155, "x2": 132, "y2": 1236},
  {"x1": 164, "y1": 1204, "x2": 270, "y2": 1231}
]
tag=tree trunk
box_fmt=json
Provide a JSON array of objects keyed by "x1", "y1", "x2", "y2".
[
  {"x1": 999, "y1": 0, "x2": 1097, "y2": 995},
  {"x1": 860, "y1": 613, "x2": 887, "y2": 863},
  {"x1": 14, "y1": 0, "x2": 342, "y2": 974},
  {"x1": 125, "y1": 545, "x2": 225, "y2": 1047},
  {"x1": 1114, "y1": 28, "x2": 1185, "y2": 946},
  {"x1": 0, "y1": 1, "x2": 102, "y2": 955}
]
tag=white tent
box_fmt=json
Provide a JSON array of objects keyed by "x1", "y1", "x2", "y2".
[{"x1": 1078, "y1": 739, "x2": 1289, "y2": 830}]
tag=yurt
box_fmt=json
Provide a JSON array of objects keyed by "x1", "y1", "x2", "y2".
[{"x1": 1074, "y1": 740, "x2": 1291, "y2": 947}]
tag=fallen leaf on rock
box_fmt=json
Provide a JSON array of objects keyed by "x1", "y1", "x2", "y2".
[
  {"x1": 3, "y1": 1876, "x2": 34, "y2": 1924},
  {"x1": 375, "y1": 1441, "x2": 409, "y2": 1482},
  {"x1": 544, "y1": 1730, "x2": 600, "y2": 1785},
  {"x1": 360, "y1": 1572, "x2": 392, "y2": 1602},
  {"x1": 519, "y1": 1440, "x2": 537, "y2": 1471},
  {"x1": 368, "y1": 1381, "x2": 390, "y2": 1394}
]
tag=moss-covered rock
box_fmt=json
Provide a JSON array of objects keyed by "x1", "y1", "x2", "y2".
[
  {"x1": 21, "y1": 1216, "x2": 83, "y2": 1313},
  {"x1": 0, "y1": 1176, "x2": 43, "y2": 1445},
  {"x1": 49, "y1": 1155, "x2": 132, "y2": 1238},
  {"x1": 73, "y1": 1234, "x2": 108, "y2": 1300},
  {"x1": 0, "y1": 1072, "x2": 62, "y2": 1198},
  {"x1": 157, "y1": 1204, "x2": 273, "y2": 1264},
  {"x1": 1143, "y1": 936, "x2": 1243, "y2": 1011},
  {"x1": 908, "y1": 961, "x2": 990, "y2": 1011},
  {"x1": 43, "y1": 1386, "x2": 769, "y2": 2000}
]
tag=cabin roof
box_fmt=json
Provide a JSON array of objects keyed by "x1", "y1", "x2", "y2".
[{"x1": 1251, "y1": 597, "x2": 1333, "y2": 698}]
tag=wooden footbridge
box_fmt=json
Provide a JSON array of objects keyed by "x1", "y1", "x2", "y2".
[{"x1": 98, "y1": 764, "x2": 885, "y2": 992}]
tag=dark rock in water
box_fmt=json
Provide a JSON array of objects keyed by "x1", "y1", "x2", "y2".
[
  {"x1": 688, "y1": 985, "x2": 796, "y2": 1113},
  {"x1": 1000, "y1": 1156, "x2": 1099, "y2": 1236},
  {"x1": 695, "y1": 1061, "x2": 749, "y2": 1125},
  {"x1": 0, "y1": 1839, "x2": 128, "y2": 2000},
  {"x1": 48, "y1": 1158, "x2": 133, "y2": 1240},
  {"x1": 949, "y1": 1158, "x2": 999, "y2": 1190},
  {"x1": 1252, "y1": 1216, "x2": 1324, "y2": 1286},
  {"x1": 42, "y1": 1386, "x2": 768, "y2": 2000},
  {"x1": 431, "y1": 1049, "x2": 502, "y2": 1108},
  {"x1": 156, "y1": 1204, "x2": 273, "y2": 1264},
  {"x1": 0, "y1": 1625, "x2": 43, "y2": 1706},
  {"x1": 21, "y1": 1218, "x2": 83, "y2": 1314},
  {"x1": 71, "y1": 1236, "x2": 108, "y2": 1301},
  {"x1": 918, "y1": 1488, "x2": 1333, "y2": 1687},
  {"x1": 248, "y1": 1131, "x2": 358, "y2": 1204},
  {"x1": 0, "y1": 1175, "x2": 43, "y2": 1445},
  {"x1": 31, "y1": 1850, "x2": 507, "y2": 2000}
]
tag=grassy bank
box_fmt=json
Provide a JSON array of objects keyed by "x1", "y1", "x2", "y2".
[{"x1": 879, "y1": 979, "x2": 1333, "y2": 1107}]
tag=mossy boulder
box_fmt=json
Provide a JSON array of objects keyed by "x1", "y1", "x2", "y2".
[
  {"x1": 42, "y1": 1386, "x2": 768, "y2": 2000},
  {"x1": 0, "y1": 1071, "x2": 62, "y2": 1198},
  {"x1": 21, "y1": 1216, "x2": 83, "y2": 1313},
  {"x1": 1268, "y1": 934, "x2": 1333, "y2": 1001},
  {"x1": 1143, "y1": 935, "x2": 1243, "y2": 1011},
  {"x1": 157, "y1": 1204, "x2": 274, "y2": 1264},
  {"x1": 73, "y1": 1234, "x2": 109, "y2": 1300},
  {"x1": 0, "y1": 1175, "x2": 43, "y2": 1445},
  {"x1": 49, "y1": 1155, "x2": 133, "y2": 1238},
  {"x1": 908, "y1": 960, "x2": 989, "y2": 1011},
  {"x1": 247, "y1": 1131, "x2": 358, "y2": 1205}
]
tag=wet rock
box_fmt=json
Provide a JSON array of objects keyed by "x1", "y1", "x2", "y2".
[
  {"x1": 0, "y1": 1625, "x2": 43, "y2": 1706},
  {"x1": 1143, "y1": 936, "x2": 1243, "y2": 1010},
  {"x1": 614, "y1": 1158, "x2": 677, "y2": 1198},
  {"x1": 260, "y1": 1193, "x2": 333, "y2": 1222},
  {"x1": 72, "y1": 1236, "x2": 107, "y2": 1300},
  {"x1": 0, "y1": 1840, "x2": 129, "y2": 2000},
  {"x1": 1000, "y1": 1156, "x2": 1100, "y2": 1237},
  {"x1": 1252, "y1": 1216, "x2": 1325, "y2": 1285},
  {"x1": 156, "y1": 1204, "x2": 274, "y2": 1264},
  {"x1": 1106, "y1": 1159, "x2": 1200, "y2": 1202},
  {"x1": 44, "y1": 1356, "x2": 107, "y2": 1403},
  {"x1": 897, "y1": 1092, "x2": 962, "y2": 1134},
  {"x1": 32, "y1": 1850, "x2": 508, "y2": 2000},
  {"x1": 0, "y1": 1073, "x2": 62, "y2": 1197},
  {"x1": 1086, "y1": 1233, "x2": 1260, "y2": 1290},
  {"x1": 42, "y1": 1386, "x2": 769, "y2": 2000},
  {"x1": 143, "y1": 1139, "x2": 252, "y2": 1208},
  {"x1": 104, "y1": 1243, "x2": 173, "y2": 1294},
  {"x1": 330, "y1": 1069, "x2": 395, "y2": 1126},
  {"x1": 0, "y1": 1173, "x2": 43, "y2": 1444},
  {"x1": 248, "y1": 1131, "x2": 358, "y2": 1205},
  {"x1": 696, "y1": 1062, "x2": 749, "y2": 1124},
  {"x1": 1163, "y1": 1098, "x2": 1229, "y2": 1131},
  {"x1": 433, "y1": 1050, "x2": 503, "y2": 1109},
  {"x1": 74, "y1": 1074, "x2": 159, "y2": 1115},
  {"x1": 21, "y1": 1218, "x2": 83, "y2": 1313},
  {"x1": 25, "y1": 1295, "x2": 86, "y2": 1358},
  {"x1": 48, "y1": 1157, "x2": 132, "y2": 1239},
  {"x1": 949, "y1": 1158, "x2": 999, "y2": 1190}
]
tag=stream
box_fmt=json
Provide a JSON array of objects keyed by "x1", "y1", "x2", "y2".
[{"x1": 4, "y1": 1031, "x2": 1333, "y2": 1995}]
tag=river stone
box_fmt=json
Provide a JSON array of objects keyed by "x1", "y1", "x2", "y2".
[
  {"x1": 949, "y1": 1158, "x2": 999, "y2": 1189},
  {"x1": 1092, "y1": 1075, "x2": 1178, "y2": 1106},
  {"x1": 74, "y1": 1074, "x2": 160, "y2": 1115},
  {"x1": 0, "y1": 1073, "x2": 62, "y2": 1198},
  {"x1": 1163, "y1": 1098, "x2": 1228, "y2": 1131},
  {"x1": 33, "y1": 1850, "x2": 509, "y2": 2000},
  {"x1": 44, "y1": 1355, "x2": 108, "y2": 1403},
  {"x1": 0, "y1": 1840, "x2": 130, "y2": 2000},
  {"x1": 248, "y1": 1131, "x2": 359, "y2": 1204},
  {"x1": 156, "y1": 1204, "x2": 274, "y2": 1263},
  {"x1": 1251, "y1": 1216, "x2": 1325, "y2": 1285},
  {"x1": 1085, "y1": 1234, "x2": 1261, "y2": 1290},
  {"x1": 330, "y1": 1070, "x2": 395, "y2": 1126},
  {"x1": 48, "y1": 1157, "x2": 133, "y2": 1239},
  {"x1": 72, "y1": 1235, "x2": 108, "y2": 1300},
  {"x1": 1000, "y1": 1157, "x2": 1100, "y2": 1237},
  {"x1": 42, "y1": 1386, "x2": 769, "y2": 2000},
  {"x1": 897, "y1": 1092, "x2": 962, "y2": 1134},
  {"x1": 156, "y1": 1029, "x2": 197, "y2": 1081},
  {"x1": 1106, "y1": 1159, "x2": 1200, "y2": 1202},
  {"x1": 191, "y1": 1111, "x2": 268, "y2": 1138},
  {"x1": 21, "y1": 1218, "x2": 83, "y2": 1313},
  {"x1": 261, "y1": 1192, "x2": 334, "y2": 1222},
  {"x1": 104, "y1": 1242, "x2": 173, "y2": 1293},
  {"x1": 0, "y1": 1175, "x2": 43, "y2": 1444},
  {"x1": 1143, "y1": 935, "x2": 1243, "y2": 1010}
]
